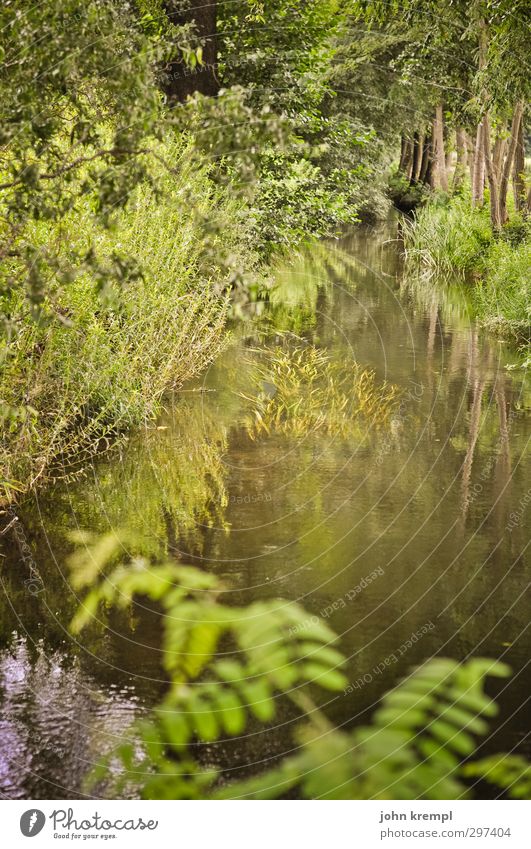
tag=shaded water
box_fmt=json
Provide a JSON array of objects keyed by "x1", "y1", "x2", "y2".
[{"x1": 1, "y1": 219, "x2": 529, "y2": 798}]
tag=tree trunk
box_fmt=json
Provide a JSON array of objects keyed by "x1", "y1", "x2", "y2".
[
  {"x1": 398, "y1": 135, "x2": 406, "y2": 171},
  {"x1": 467, "y1": 132, "x2": 475, "y2": 186},
  {"x1": 492, "y1": 134, "x2": 506, "y2": 182},
  {"x1": 513, "y1": 109, "x2": 526, "y2": 213},
  {"x1": 162, "y1": 1, "x2": 219, "y2": 102},
  {"x1": 452, "y1": 127, "x2": 467, "y2": 192},
  {"x1": 432, "y1": 104, "x2": 448, "y2": 191},
  {"x1": 410, "y1": 131, "x2": 422, "y2": 184},
  {"x1": 482, "y1": 113, "x2": 502, "y2": 231},
  {"x1": 472, "y1": 120, "x2": 485, "y2": 206},
  {"x1": 499, "y1": 100, "x2": 524, "y2": 223},
  {"x1": 419, "y1": 134, "x2": 432, "y2": 186},
  {"x1": 399, "y1": 136, "x2": 414, "y2": 178},
  {"x1": 473, "y1": 15, "x2": 490, "y2": 210}
]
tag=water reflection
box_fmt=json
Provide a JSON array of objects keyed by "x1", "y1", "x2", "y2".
[
  {"x1": 1, "y1": 219, "x2": 529, "y2": 797},
  {"x1": 0, "y1": 637, "x2": 142, "y2": 798}
]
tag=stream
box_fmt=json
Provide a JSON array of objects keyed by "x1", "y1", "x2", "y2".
[{"x1": 1, "y1": 218, "x2": 529, "y2": 799}]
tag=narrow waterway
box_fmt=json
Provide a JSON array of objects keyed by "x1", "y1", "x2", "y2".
[{"x1": 1, "y1": 219, "x2": 529, "y2": 798}]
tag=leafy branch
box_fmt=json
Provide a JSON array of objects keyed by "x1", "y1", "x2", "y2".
[{"x1": 68, "y1": 532, "x2": 531, "y2": 800}]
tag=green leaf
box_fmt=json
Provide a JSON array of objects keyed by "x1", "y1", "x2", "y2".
[
  {"x1": 239, "y1": 679, "x2": 276, "y2": 722},
  {"x1": 214, "y1": 688, "x2": 246, "y2": 736},
  {"x1": 429, "y1": 720, "x2": 475, "y2": 756},
  {"x1": 158, "y1": 708, "x2": 191, "y2": 747},
  {"x1": 182, "y1": 622, "x2": 222, "y2": 679},
  {"x1": 189, "y1": 696, "x2": 220, "y2": 743},
  {"x1": 302, "y1": 663, "x2": 347, "y2": 691}
]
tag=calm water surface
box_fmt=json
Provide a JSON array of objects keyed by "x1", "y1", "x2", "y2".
[{"x1": 1, "y1": 220, "x2": 529, "y2": 798}]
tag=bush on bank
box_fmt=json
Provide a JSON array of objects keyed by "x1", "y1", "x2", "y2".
[{"x1": 0, "y1": 138, "x2": 258, "y2": 502}]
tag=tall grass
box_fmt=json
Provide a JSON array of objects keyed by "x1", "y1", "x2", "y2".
[
  {"x1": 0, "y1": 138, "x2": 260, "y2": 502},
  {"x1": 476, "y1": 238, "x2": 531, "y2": 338},
  {"x1": 403, "y1": 195, "x2": 530, "y2": 347},
  {"x1": 403, "y1": 196, "x2": 493, "y2": 276}
]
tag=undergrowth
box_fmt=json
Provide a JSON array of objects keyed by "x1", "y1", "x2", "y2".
[
  {"x1": 0, "y1": 138, "x2": 258, "y2": 501},
  {"x1": 403, "y1": 195, "x2": 530, "y2": 350}
]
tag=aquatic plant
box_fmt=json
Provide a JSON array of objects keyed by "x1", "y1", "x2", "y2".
[{"x1": 240, "y1": 344, "x2": 400, "y2": 440}]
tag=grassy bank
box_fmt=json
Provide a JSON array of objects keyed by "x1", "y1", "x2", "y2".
[
  {"x1": 0, "y1": 138, "x2": 263, "y2": 503},
  {"x1": 403, "y1": 195, "x2": 530, "y2": 352}
]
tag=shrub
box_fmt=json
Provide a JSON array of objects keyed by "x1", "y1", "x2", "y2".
[{"x1": 0, "y1": 138, "x2": 261, "y2": 501}]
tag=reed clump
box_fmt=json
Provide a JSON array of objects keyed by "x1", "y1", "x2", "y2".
[{"x1": 240, "y1": 344, "x2": 400, "y2": 440}]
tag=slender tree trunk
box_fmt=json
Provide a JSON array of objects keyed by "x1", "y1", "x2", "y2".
[
  {"x1": 162, "y1": 0, "x2": 219, "y2": 102},
  {"x1": 473, "y1": 16, "x2": 490, "y2": 211},
  {"x1": 432, "y1": 104, "x2": 448, "y2": 191},
  {"x1": 482, "y1": 113, "x2": 502, "y2": 231},
  {"x1": 452, "y1": 127, "x2": 467, "y2": 192},
  {"x1": 398, "y1": 135, "x2": 407, "y2": 171},
  {"x1": 513, "y1": 109, "x2": 526, "y2": 213},
  {"x1": 467, "y1": 132, "x2": 475, "y2": 186},
  {"x1": 492, "y1": 133, "x2": 506, "y2": 183},
  {"x1": 399, "y1": 136, "x2": 414, "y2": 178},
  {"x1": 398, "y1": 135, "x2": 411, "y2": 173},
  {"x1": 419, "y1": 134, "x2": 432, "y2": 186},
  {"x1": 472, "y1": 120, "x2": 485, "y2": 206},
  {"x1": 410, "y1": 131, "x2": 422, "y2": 184},
  {"x1": 499, "y1": 100, "x2": 524, "y2": 223}
]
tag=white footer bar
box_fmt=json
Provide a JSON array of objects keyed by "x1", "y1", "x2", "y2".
[{"x1": 3, "y1": 799, "x2": 530, "y2": 848}]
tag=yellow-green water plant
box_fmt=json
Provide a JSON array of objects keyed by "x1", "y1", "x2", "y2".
[
  {"x1": 69, "y1": 535, "x2": 531, "y2": 800},
  {"x1": 240, "y1": 343, "x2": 401, "y2": 440}
]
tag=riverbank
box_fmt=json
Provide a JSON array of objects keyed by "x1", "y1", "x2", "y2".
[{"x1": 402, "y1": 195, "x2": 530, "y2": 359}]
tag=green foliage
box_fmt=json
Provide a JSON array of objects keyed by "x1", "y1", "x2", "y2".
[
  {"x1": 464, "y1": 755, "x2": 531, "y2": 800},
  {"x1": 219, "y1": 0, "x2": 341, "y2": 119},
  {"x1": 388, "y1": 171, "x2": 428, "y2": 211},
  {"x1": 477, "y1": 237, "x2": 531, "y2": 341},
  {"x1": 0, "y1": 0, "x2": 170, "y2": 318},
  {"x1": 68, "y1": 534, "x2": 347, "y2": 798},
  {"x1": 249, "y1": 153, "x2": 359, "y2": 257},
  {"x1": 214, "y1": 1, "x2": 385, "y2": 246},
  {"x1": 67, "y1": 537, "x2": 531, "y2": 799},
  {"x1": 1, "y1": 0, "x2": 386, "y2": 503},
  {"x1": 216, "y1": 657, "x2": 513, "y2": 800}
]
